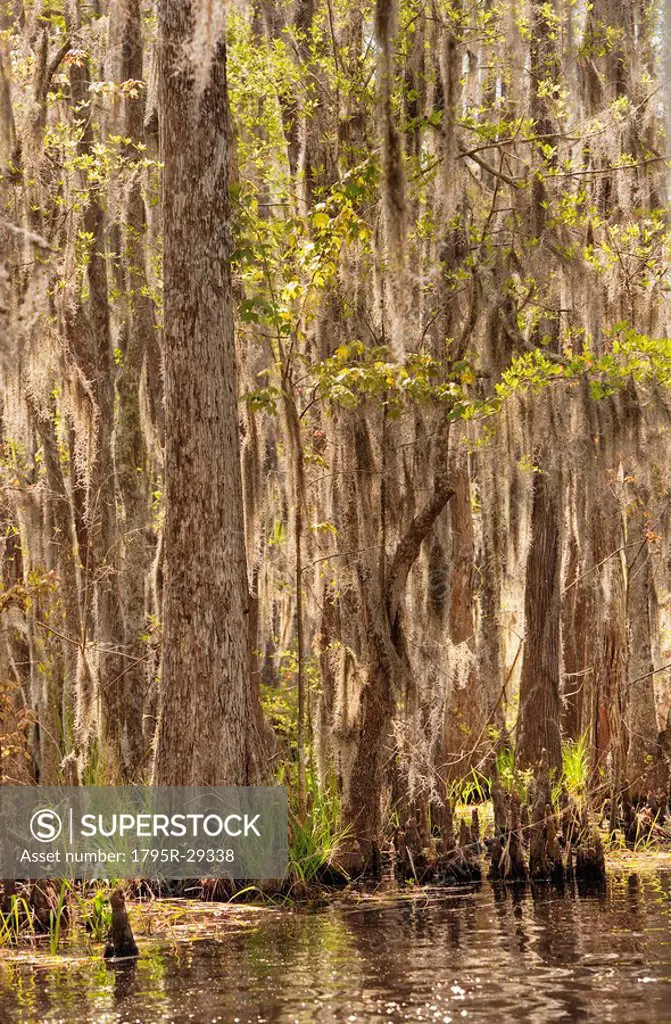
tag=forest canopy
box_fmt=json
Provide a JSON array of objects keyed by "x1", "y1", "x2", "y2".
[{"x1": 2, "y1": 0, "x2": 671, "y2": 877}]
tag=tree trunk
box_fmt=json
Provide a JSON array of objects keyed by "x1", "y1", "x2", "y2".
[
  {"x1": 64, "y1": 34, "x2": 130, "y2": 778},
  {"x1": 109, "y1": 0, "x2": 156, "y2": 780},
  {"x1": 560, "y1": 471, "x2": 594, "y2": 742},
  {"x1": 443, "y1": 451, "x2": 479, "y2": 778},
  {"x1": 154, "y1": 0, "x2": 259, "y2": 786},
  {"x1": 626, "y1": 487, "x2": 665, "y2": 800},
  {"x1": 516, "y1": 462, "x2": 563, "y2": 772}
]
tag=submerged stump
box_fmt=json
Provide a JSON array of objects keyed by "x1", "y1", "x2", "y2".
[{"x1": 574, "y1": 812, "x2": 606, "y2": 883}]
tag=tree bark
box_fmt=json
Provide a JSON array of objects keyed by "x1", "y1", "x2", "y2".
[
  {"x1": 516, "y1": 463, "x2": 563, "y2": 772},
  {"x1": 443, "y1": 452, "x2": 479, "y2": 778},
  {"x1": 626, "y1": 488, "x2": 665, "y2": 799},
  {"x1": 154, "y1": 0, "x2": 259, "y2": 786},
  {"x1": 561, "y1": 470, "x2": 594, "y2": 742},
  {"x1": 109, "y1": 0, "x2": 156, "y2": 780}
]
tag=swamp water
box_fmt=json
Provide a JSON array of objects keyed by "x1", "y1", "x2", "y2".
[{"x1": 0, "y1": 872, "x2": 670, "y2": 1023}]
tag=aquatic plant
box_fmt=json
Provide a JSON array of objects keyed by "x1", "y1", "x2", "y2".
[
  {"x1": 48, "y1": 881, "x2": 69, "y2": 955},
  {"x1": 0, "y1": 895, "x2": 34, "y2": 946},
  {"x1": 285, "y1": 768, "x2": 351, "y2": 888},
  {"x1": 561, "y1": 732, "x2": 591, "y2": 802},
  {"x1": 75, "y1": 884, "x2": 113, "y2": 944}
]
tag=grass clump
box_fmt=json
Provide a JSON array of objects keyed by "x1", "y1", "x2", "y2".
[
  {"x1": 561, "y1": 731, "x2": 590, "y2": 803},
  {"x1": 284, "y1": 767, "x2": 351, "y2": 889}
]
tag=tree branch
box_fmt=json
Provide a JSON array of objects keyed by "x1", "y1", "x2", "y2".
[
  {"x1": 387, "y1": 480, "x2": 454, "y2": 623},
  {"x1": 457, "y1": 144, "x2": 520, "y2": 188},
  {"x1": 34, "y1": 34, "x2": 71, "y2": 107}
]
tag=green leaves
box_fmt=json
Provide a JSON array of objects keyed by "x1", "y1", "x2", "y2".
[
  {"x1": 242, "y1": 385, "x2": 282, "y2": 414},
  {"x1": 314, "y1": 343, "x2": 469, "y2": 415},
  {"x1": 312, "y1": 211, "x2": 330, "y2": 231}
]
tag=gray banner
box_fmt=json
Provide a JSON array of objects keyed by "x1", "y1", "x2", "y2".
[{"x1": 0, "y1": 786, "x2": 288, "y2": 880}]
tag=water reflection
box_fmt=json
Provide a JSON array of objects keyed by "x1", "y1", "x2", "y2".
[
  {"x1": 1, "y1": 873, "x2": 670, "y2": 1023},
  {"x1": 108, "y1": 961, "x2": 137, "y2": 1008}
]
